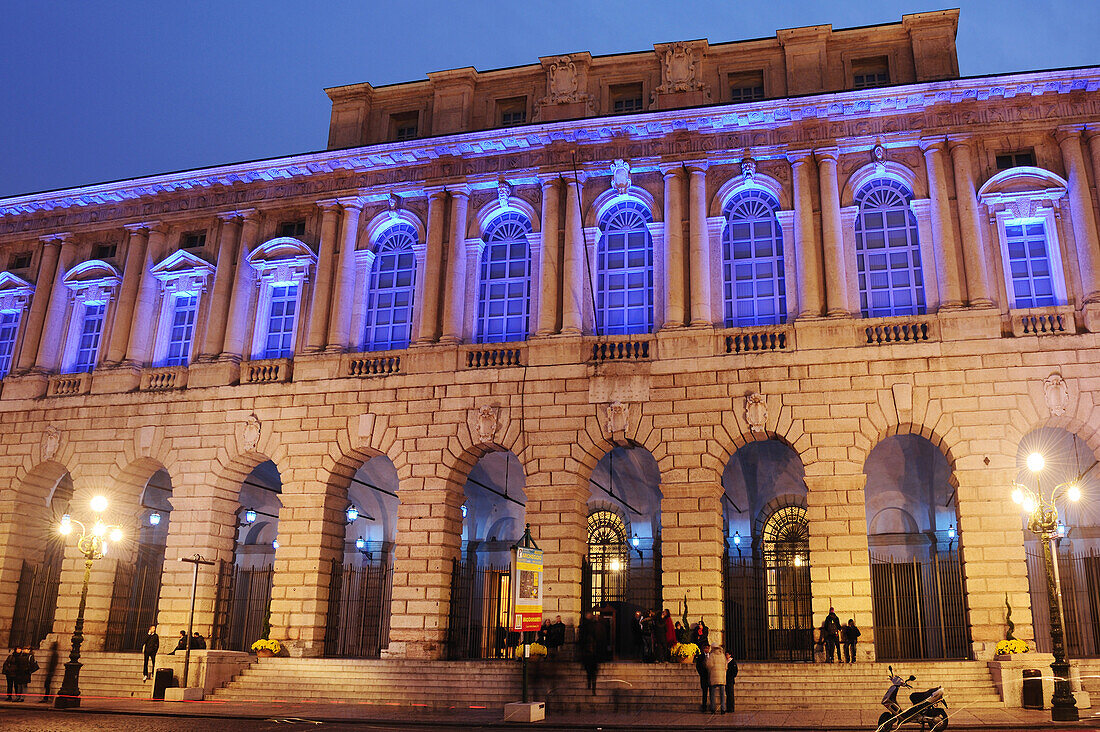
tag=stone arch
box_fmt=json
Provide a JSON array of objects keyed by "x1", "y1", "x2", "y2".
[
  {"x1": 573, "y1": 403, "x2": 667, "y2": 491},
  {"x1": 841, "y1": 160, "x2": 921, "y2": 207},
  {"x1": 712, "y1": 171, "x2": 789, "y2": 216},
  {"x1": 586, "y1": 185, "x2": 659, "y2": 229},
  {"x1": 471, "y1": 195, "x2": 541, "y2": 237},
  {"x1": 1001, "y1": 393, "x2": 1100, "y2": 470},
  {"x1": 364, "y1": 209, "x2": 427, "y2": 251},
  {"x1": 4, "y1": 459, "x2": 73, "y2": 565},
  {"x1": 752, "y1": 494, "x2": 809, "y2": 549}
]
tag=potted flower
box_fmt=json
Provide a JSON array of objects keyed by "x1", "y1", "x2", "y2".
[
  {"x1": 671, "y1": 642, "x2": 700, "y2": 664},
  {"x1": 251, "y1": 638, "x2": 282, "y2": 658},
  {"x1": 528, "y1": 642, "x2": 548, "y2": 660},
  {"x1": 995, "y1": 638, "x2": 1030, "y2": 658}
]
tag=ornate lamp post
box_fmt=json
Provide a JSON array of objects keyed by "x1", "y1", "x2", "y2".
[
  {"x1": 54, "y1": 495, "x2": 124, "y2": 709},
  {"x1": 1012, "y1": 452, "x2": 1080, "y2": 722}
]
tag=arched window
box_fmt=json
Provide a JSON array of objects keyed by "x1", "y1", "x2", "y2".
[
  {"x1": 476, "y1": 212, "x2": 532, "y2": 344},
  {"x1": 597, "y1": 200, "x2": 654, "y2": 335},
  {"x1": 855, "y1": 181, "x2": 925, "y2": 318},
  {"x1": 586, "y1": 509, "x2": 629, "y2": 607},
  {"x1": 722, "y1": 190, "x2": 786, "y2": 327},
  {"x1": 761, "y1": 505, "x2": 812, "y2": 660},
  {"x1": 363, "y1": 223, "x2": 418, "y2": 351}
]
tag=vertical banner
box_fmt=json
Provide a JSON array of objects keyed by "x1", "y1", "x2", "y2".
[{"x1": 511, "y1": 546, "x2": 544, "y2": 632}]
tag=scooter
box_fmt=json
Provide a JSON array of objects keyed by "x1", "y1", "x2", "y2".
[{"x1": 875, "y1": 666, "x2": 948, "y2": 732}]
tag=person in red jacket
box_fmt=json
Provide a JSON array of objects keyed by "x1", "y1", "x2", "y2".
[{"x1": 662, "y1": 609, "x2": 676, "y2": 660}]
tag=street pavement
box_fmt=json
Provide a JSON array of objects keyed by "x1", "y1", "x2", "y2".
[{"x1": 2, "y1": 695, "x2": 1100, "y2": 731}]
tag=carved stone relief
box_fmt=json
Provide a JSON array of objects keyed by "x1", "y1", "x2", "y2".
[
  {"x1": 654, "y1": 41, "x2": 709, "y2": 97},
  {"x1": 1043, "y1": 373, "x2": 1070, "y2": 417},
  {"x1": 740, "y1": 156, "x2": 756, "y2": 181},
  {"x1": 475, "y1": 405, "x2": 500, "y2": 443},
  {"x1": 745, "y1": 393, "x2": 767, "y2": 433},
  {"x1": 496, "y1": 180, "x2": 511, "y2": 210},
  {"x1": 605, "y1": 401, "x2": 629, "y2": 440},
  {"x1": 42, "y1": 424, "x2": 61, "y2": 461},
  {"x1": 610, "y1": 160, "x2": 631, "y2": 195},
  {"x1": 242, "y1": 414, "x2": 261, "y2": 452}
]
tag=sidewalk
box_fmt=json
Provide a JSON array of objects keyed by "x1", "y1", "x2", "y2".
[{"x1": 2, "y1": 695, "x2": 1099, "y2": 730}]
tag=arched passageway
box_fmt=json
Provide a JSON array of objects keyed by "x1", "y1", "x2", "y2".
[
  {"x1": 1018, "y1": 428, "x2": 1100, "y2": 658},
  {"x1": 325, "y1": 455, "x2": 400, "y2": 658},
  {"x1": 864, "y1": 434, "x2": 969, "y2": 660},
  {"x1": 722, "y1": 440, "x2": 813, "y2": 661},
  {"x1": 447, "y1": 450, "x2": 526, "y2": 660}
]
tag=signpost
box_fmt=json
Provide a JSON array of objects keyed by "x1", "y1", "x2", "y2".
[
  {"x1": 504, "y1": 525, "x2": 545, "y2": 723},
  {"x1": 174, "y1": 554, "x2": 215, "y2": 700}
]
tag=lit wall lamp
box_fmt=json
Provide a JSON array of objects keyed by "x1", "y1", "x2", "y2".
[
  {"x1": 1057, "y1": 519, "x2": 1067, "y2": 539},
  {"x1": 631, "y1": 533, "x2": 642, "y2": 558},
  {"x1": 243, "y1": 508, "x2": 257, "y2": 525},
  {"x1": 947, "y1": 524, "x2": 956, "y2": 550},
  {"x1": 148, "y1": 511, "x2": 162, "y2": 527},
  {"x1": 272, "y1": 539, "x2": 280, "y2": 551},
  {"x1": 355, "y1": 536, "x2": 373, "y2": 560},
  {"x1": 345, "y1": 504, "x2": 359, "y2": 524},
  {"x1": 733, "y1": 531, "x2": 742, "y2": 557}
]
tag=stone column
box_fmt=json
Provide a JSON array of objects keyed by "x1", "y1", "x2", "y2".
[
  {"x1": 788, "y1": 151, "x2": 824, "y2": 317},
  {"x1": 536, "y1": 177, "x2": 562, "y2": 336},
  {"x1": 14, "y1": 236, "x2": 64, "y2": 373},
  {"x1": 199, "y1": 214, "x2": 243, "y2": 360},
  {"x1": 304, "y1": 201, "x2": 340, "y2": 352},
  {"x1": 220, "y1": 212, "x2": 261, "y2": 360},
  {"x1": 124, "y1": 226, "x2": 166, "y2": 366},
  {"x1": 661, "y1": 165, "x2": 686, "y2": 328},
  {"x1": 415, "y1": 190, "x2": 447, "y2": 344},
  {"x1": 921, "y1": 138, "x2": 964, "y2": 309},
  {"x1": 687, "y1": 164, "x2": 713, "y2": 326},
  {"x1": 561, "y1": 175, "x2": 586, "y2": 335},
  {"x1": 384, "y1": 473, "x2": 463, "y2": 659},
  {"x1": 439, "y1": 189, "x2": 470, "y2": 345},
  {"x1": 804, "y1": 473, "x2": 875, "y2": 661},
  {"x1": 815, "y1": 148, "x2": 851, "y2": 317},
  {"x1": 34, "y1": 236, "x2": 78, "y2": 372},
  {"x1": 326, "y1": 198, "x2": 364, "y2": 352},
  {"x1": 948, "y1": 137, "x2": 995, "y2": 307},
  {"x1": 954, "y1": 467, "x2": 1033, "y2": 658},
  {"x1": 104, "y1": 225, "x2": 150, "y2": 365},
  {"x1": 1055, "y1": 127, "x2": 1100, "y2": 304}
]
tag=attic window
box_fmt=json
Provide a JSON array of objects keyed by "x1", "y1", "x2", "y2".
[
  {"x1": 610, "y1": 83, "x2": 644, "y2": 114},
  {"x1": 497, "y1": 96, "x2": 528, "y2": 127},
  {"x1": 181, "y1": 231, "x2": 207, "y2": 250},
  {"x1": 91, "y1": 242, "x2": 118, "y2": 260},
  {"x1": 390, "y1": 111, "x2": 419, "y2": 141},
  {"x1": 729, "y1": 71, "x2": 765, "y2": 103},
  {"x1": 8, "y1": 252, "x2": 31, "y2": 270},
  {"x1": 852, "y1": 56, "x2": 890, "y2": 89},
  {"x1": 996, "y1": 150, "x2": 1036, "y2": 171},
  {"x1": 278, "y1": 220, "x2": 306, "y2": 238}
]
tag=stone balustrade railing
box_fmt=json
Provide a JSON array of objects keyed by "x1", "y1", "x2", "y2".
[
  {"x1": 345, "y1": 353, "x2": 402, "y2": 377},
  {"x1": 463, "y1": 345, "x2": 524, "y2": 369},
  {"x1": 1011, "y1": 306, "x2": 1075, "y2": 337},
  {"x1": 46, "y1": 373, "x2": 91, "y2": 397},
  {"x1": 725, "y1": 327, "x2": 791, "y2": 354},
  {"x1": 862, "y1": 315, "x2": 938, "y2": 345},
  {"x1": 591, "y1": 336, "x2": 654, "y2": 362},
  {"x1": 141, "y1": 366, "x2": 188, "y2": 391},
  {"x1": 243, "y1": 358, "x2": 292, "y2": 384}
]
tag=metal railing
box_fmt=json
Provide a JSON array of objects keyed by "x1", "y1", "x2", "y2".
[
  {"x1": 723, "y1": 550, "x2": 814, "y2": 662},
  {"x1": 870, "y1": 549, "x2": 970, "y2": 660},
  {"x1": 212, "y1": 561, "x2": 274, "y2": 652},
  {"x1": 323, "y1": 556, "x2": 393, "y2": 658},
  {"x1": 446, "y1": 559, "x2": 516, "y2": 660},
  {"x1": 1027, "y1": 547, "x2": 1100, "y2": 658},
  {"x1": 104, "y1": 546, "x2": 165, "y2": 652},
  {"x1": 9, "y1": 559, "x2": 61, "y2": 649}
]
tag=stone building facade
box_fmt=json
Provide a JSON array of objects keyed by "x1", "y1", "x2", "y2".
[{"x1": 1, "y1": 9, "x2": 1099, "y2": 664}]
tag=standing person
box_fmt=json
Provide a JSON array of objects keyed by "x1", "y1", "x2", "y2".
[
  {"x1": 3, "y1": 648, "x2": 17, "y2": 701},
  {"x1": 547, "y1": 615, "x2": 565, "y2": 658},
  {"x1": 726, "y1": 650, "x2": 738, "y2": 712},
  {"x1": 20, "y1": 648, "x2": 37, "y2": 702},
  {"x1": 691, "y1": 618, "x2": 709, "y2": 647},
  {"x1": 631, "y1": 611, "x2": 645, "y2": 660},
  {"x1": 662, "y1": 609, "x2": 676, "y2": 661},
  {"x1": 693, "y1": 643, "x2": 711, "y2": 712},
  {"x1": 536, "y1": 619, "x2": 550, "y2": 647},
  {"x1": 142, "y1": 625, "x2": 160, "y2": 681},
  {"x1": 643, "y1": 611, "x2": 657, "y2": 662},
  {"x1": 822, "y1": 607, "x2": 841, "y2": 663},
  {"x1": 842, "y1": 619, "x2": 861, "y2": 663},
  {"x1": 577, "y1": 612, "x2": 602, "y2": 694},
  {"x1": 37, "y1": 641, "x2": 59, "y2": 703},
  {"x1": 705, "y1": 643, "x2": 730, "y2": 713}
]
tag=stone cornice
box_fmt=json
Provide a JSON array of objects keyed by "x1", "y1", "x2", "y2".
[{"x1": 1, "y1": 67, "x2": 1098, "y2": 235}]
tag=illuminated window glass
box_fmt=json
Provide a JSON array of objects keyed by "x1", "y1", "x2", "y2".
[
  {"x1": 855, "y1": 181, "x2": 925, "y2": 318},
  {"x1": 722, "y1": 190, "x2": 786, "y2": 327},
  {"x1": 597, "y1": 200, "x2": 654, "y2": 335},
  {"x1": 0, "y1": 311, "x2": 20, "y2": 378},
  {"x1": 1005, "y1": 221, "x2": 1057, "y2": 308},
  {"x1": 476, "y1": 213, "x2": 532, "y2": 344},
  {"x1": 72, "y1": 303, "x2": 106, "y2": 373},
  {"x1": 263, "y1": 284, "x2": 298, "y2": 359},
  {"x1": 363, "y1": 223, "x2": 417, "y2": 351},
  {"x1": 163, "y1": 294, "x2": 197, "y2": 367}
]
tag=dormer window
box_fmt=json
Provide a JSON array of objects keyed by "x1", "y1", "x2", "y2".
[
  {"x1": 996, "y1": 150, "x2": 1036, "y2": 171},
  {"x1": 277, "y1": 220, "x2": 306, "y2": 238},
  {"x1": 390, "y1": 111, "x2": 419, "y2": 141},
  {"x1": 729, "y1": 71, "x2": 765, "y2": 103},
  {"x1": 497, "y1": 96, "x2": 528, "y2": 127},
  {"x1": 8, "y1": 252, "x2": 31, "y2": 270},
  {"x1": 610, "y1": 83, "x2": 644, "y2": 114},
  {"x1": 91, "y1": 242, "x2": 118, "y2": 260},
  {"x1": 852, "y1": 56, "x2": 890, "y2": 89},
  {"x1": 181, "y1": 231, "x2": 207, "y2": 250}
]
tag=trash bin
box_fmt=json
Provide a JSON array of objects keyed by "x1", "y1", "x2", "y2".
[
  {"x1": 152, "y1": 668, "x2": 176, "y2": 701},
  {"x1": 1022, "y1": 668, "x2": 1043, "y2": 709}
]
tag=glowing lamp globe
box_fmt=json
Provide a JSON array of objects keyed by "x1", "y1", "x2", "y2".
[
  {"x1": 149, "y1": 511, "x2": 161, "y2": 526},
  {"x1": 272, "y1": 539, "x2": 280, "y2": 550},
  {"x1": 109, "y1": 527, "x2": 123, "y2": 543},
  {"x1": 356, "y1": 537, "x2": 367, "y2": 551},
  {"x1": 243, "y1": 508, "x2": 257, "y2": 524},
  {"x1": 59, "y1": 514, "x2": 72, "y2": 535},
  {"x1": 733, "y1": 531, "x2": 742, "y2": 546},
  {"x1": 346, "y1": 505, "x2": 359, "y2": 523},
  {"x1": 1026, "y1": 453, "x2": 1045, "y2": 473},
  {"x1": 610, "y1": 558, "x2": 621, "y2": 572},
  {"x1": 1011, "y1": 488, "x2": 1025, "y2": 505},
  {"x1": 90, "y1": 495, "x2": 109, "y2": 513},
  {"x1": 1068, "y1": 484, "x2": 1081, "y2": 502}
]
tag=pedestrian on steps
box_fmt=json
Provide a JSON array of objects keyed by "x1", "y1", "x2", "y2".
[
  {"x1": 3, "y1": 648, "x2": 18, "y2": 701},
  {"x1": 577, "y1": 611, "x2": 603, "y2": 694},
  {"x1": 142, "y1": 625, "x2": 160, "y2": 681},
  {"x1": 842, "y1": 619, "x2": 861, "y2": 663},
  {"x1": 694, "y1": 643, "x2": 710, "y2": 712},
  {"x1": 705, "y1": 643, "x2": 730, "y2": 713}
]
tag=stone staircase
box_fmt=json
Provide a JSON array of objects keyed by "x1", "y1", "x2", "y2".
[
  {"x1": 21, "y1": 651, "x2": 151, "y2": 701},
  {"x1": 212, "y1": 657, "x2": 1005, "y2": 712},
  {"x1": 1075, "y1": 658, "x2": 1100, "y2": 698}
]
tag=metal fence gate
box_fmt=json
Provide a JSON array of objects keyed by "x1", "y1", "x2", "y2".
[
  {"x1": 323, "y1": 557, "x2": 393, "y2": 658},
  {"x1": 104, "y1": 545, "x2": 165, "y2": 652},
  {"x1": 9, "y1": 559, "x2": 61, "y2": 649},
  {"x1": 1027, "y1": 547, "x2": 1100, "y2": 657},
  {"x1": 870, "y1": 550, "x2": 970, "y2": 660},
  {"x1": 446, "y1": 559, "x2": 515, "y2": 660},
  {"x1": 212, "y1": 562, "x2": 274, "y2": 652}
]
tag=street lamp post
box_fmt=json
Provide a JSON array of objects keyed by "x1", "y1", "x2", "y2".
[
  {"x1": 1012, "y1": 452, "x2": 1081, "y2": 722},
  {"x1": 54, "y1": 496, "x2": 124, "y2": 709}
]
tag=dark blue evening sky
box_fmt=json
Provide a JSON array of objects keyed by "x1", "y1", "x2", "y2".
[{"x1": 1, "y1": 0, "x2": 1096, "y2": 198}]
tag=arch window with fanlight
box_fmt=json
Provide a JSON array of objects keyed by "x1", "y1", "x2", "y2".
[
  {"x1": 363, "y1": 223, "x2": 418, "y2": 351},
  {"x1": 596, "y1": 200, "x2": 654, "y2": 335},
  {"x1": 722, "y1": 190, "x2": 786, "y2": 327},
  {"x1": 854, "y1": 180, "x2": 925, "y2": 318},
  {"x1": 476, "y1": 212, "x2": 532, "y2": 344}
]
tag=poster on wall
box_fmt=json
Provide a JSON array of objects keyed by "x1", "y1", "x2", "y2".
[{"x1": 511, "y1": 546, "x2": 544, "y2": 632}]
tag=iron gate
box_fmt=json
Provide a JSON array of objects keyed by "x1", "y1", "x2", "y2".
[
  {"x1": 1027, "y1": 547, "x2": 1100, "y2": 657},
  {"x1": 870, "y1": 550, "x2": 970, "y2": 660},
  {"x1": 446, "y1": 558, "x2": 515, "y2": 660},
  {"x1": 104, "y1": 545, "x2": 165, "y2": 652},
  {"x1": 323, "y1": 557, "x2": 393, "y2": 658},
  {"x1": 9, "y1": 559, "x2": 61, "y2": 648},
  {"x1": 212, "y1": 561, "x2": 274, "y2": 652}
]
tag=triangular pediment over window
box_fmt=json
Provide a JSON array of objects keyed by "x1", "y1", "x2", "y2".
[
  {"x1": 0, "y1": 271, "x2": 34, "y2": 312},
  {"x1": 151, "y1": 249, "x2": 215, "y2": 292}
]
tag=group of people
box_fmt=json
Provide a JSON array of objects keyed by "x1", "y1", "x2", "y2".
[
  {"x1": 694, "y1": 643, "x2": 736, "y2": 714},
  {"x1": 535, "y1": 616, "x2": 567, "y2": 657},
  {"x1": 631, "y1": 609, "x2": 710, "y2": 663},
  {"x1": 3, "y1": 647, "x2": 38, "y2": 702},
  {"x1": 817, "y1": 607, "x2": 861, "y2": 663}
]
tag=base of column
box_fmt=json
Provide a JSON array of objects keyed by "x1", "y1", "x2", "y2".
[
  {"x1": 436, "y1": 335, "x2": 462, "y2": 345},
  {"x1": 188, "y1": 359, "x2": 240, "y2": 388},
  {"x1": 0, "y1": 371, "x2": 49, "y2": 400},
  {"x1": 1082, "y1": 302, "x2": 1100, "y2": 333}
]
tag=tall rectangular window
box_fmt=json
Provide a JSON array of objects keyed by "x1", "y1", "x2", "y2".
[
  {"x1": 277, "y1": 220, "x2": 306, "y2": 238},
  {"x1": 729, "y1": 71, "x2": 765, "y2": 103},
  {"x1": 610, "y1": 83, "x2": 644, "y2": 114},
  {"x1": 263, "y1": 284, "x2": 298, "y2": 359},
  {"x1": 164, "y1": 294, "x2": 198, "y2": 367},
  {"x1": 72, "y1": 303, "x2": 106, "y2": 373},
  {"x1": 1005, "y1": 221, "x2": 1057, "y2": 308},
  {"x1": 852, "y1": 56, "x2": 890, "y2": 89},
  {"x1": 0, "y1": 311, "x2": 20, "y2": 378}
]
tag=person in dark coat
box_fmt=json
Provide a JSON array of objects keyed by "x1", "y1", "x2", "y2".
[
  {"x1": 536, "y1": 619, "x2": 550, "y2": 647},
  {"x1": 577, "y1": 611, "x2": 604, "y2": 693},
  {"x1": 842, "y1": 618, "x2": 862, "y2": 663},
  {"x1": 726, "y1": 652, "x2": 738, "y2": 712},
  {"x1": 167, "y1": 630, "x2": 187, "y2": 655},
  {"x1": 547, "y1": 615, "x2": 566, "y2": 658},
  {"x1": 823, "y1": 607, "x2": 841, "y2": 662},
  {"x1": 20, "y1": 649, "x2": 37, "y2": 701},
  {"x1": 142, "y1": 625, "x2": 160, "y2": 681},
  {"x1": 3, "y1": 649, "x2": 18, "y2": 701},
  {"x1": 691, "y1": 618, "x2": 709, "y2": 647},
  {"x1": 694, "y1": 643, "x2": 711, "y2": 712}
]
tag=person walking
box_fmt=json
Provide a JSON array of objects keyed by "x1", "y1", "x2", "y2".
[
  {"x1": 694, "y1": 643, "x2": 711, "y2": 712},
  {"x1": 3, "y1": 648, "x2": 18, "y2": 701},
  {"x1": 19, "y1": 648, "x2": 37, "y2": 702},
  {"x1": 842, "y1": 618, "x2": 861, "y2": 663},
  {"x1": 577, "y1": 611, "x2": 603, "y2": 693},
  {"x1": 705, "y1": 643, "x2": 731, "y2": 713},
  {"x1": 142, "y1": 625, "x2": 160, "y2": 681},
  {"x1": 823, "y1": 607, "x2": 841, "y2": 663}
]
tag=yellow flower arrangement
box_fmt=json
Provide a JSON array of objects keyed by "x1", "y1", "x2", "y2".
[
  {"x1": 995, "y1": 639, "x2": 1030, "y2": 656},
  {"x1": 251, "y1": 638, "x2": 282, "y2": 655},
  {"x1": 529, "y1": 642, "x2": 548, "y2": 657},
  {"x1": 671, "y1": 642, "x2": 700, "y2": 659}
]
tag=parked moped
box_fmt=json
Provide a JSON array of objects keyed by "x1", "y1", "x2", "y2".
[{"x1": 875, "y1": 666, "x2": 948, "y2": 732}]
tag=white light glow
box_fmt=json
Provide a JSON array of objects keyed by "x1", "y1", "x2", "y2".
[
  {"x1": 109, "y1": 527, "x2": 122, "y2": 543},
  {"x1": 609, "y1": 558, "x2": 621, "y2": 572},
  {"x1": 93, "y1": 520, "x2": 106, "y2": 537},
  {"x1": 1022, "y1": 497, "x2": 1038, "y2": 514},
  {"x1": 1011, "y1": 488, "x2": 1024, "y2": 505},
  {"x1": 90, "y1": 495, "x2": 109, "y2": 513},
  {"x1": 1026, "y1": 453, "x2": 1045, "y2": 473},
  {"x1": 793, "y1": 555, "x2": 804, "y2": 567},
  {"x1": 59, "y1": 515, "x2": 72, "y2": 535},
  {"x1": 149, "y1": 512, "x2": 161, "y2": 526},
  {"x1": 272, "y1": 539, "x2": 280, "y2": 550},
  {"x1": 1068, "y1": 484, "x2": 1081, "y2": 502}
]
